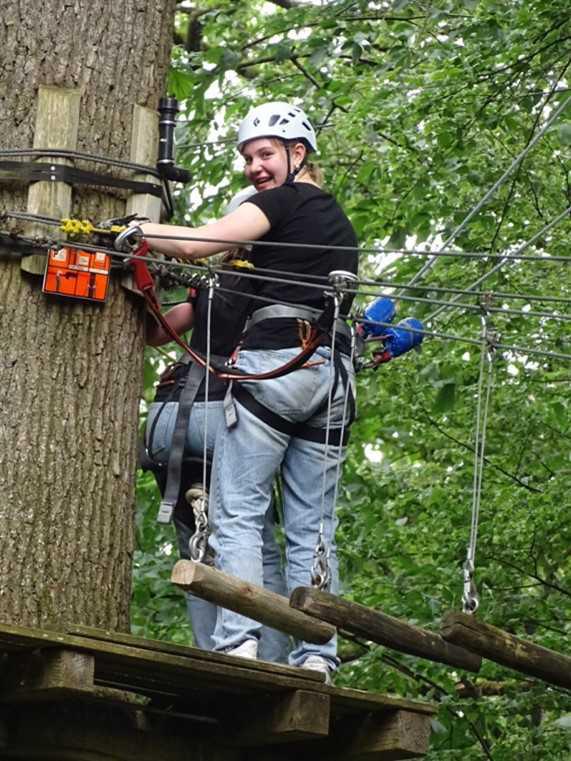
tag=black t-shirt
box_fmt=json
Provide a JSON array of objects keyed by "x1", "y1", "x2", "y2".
[
  {"x1": 243, "y1": 183, "x2": 358, "y2": 349},
  {"x1": 154, "y1": 268, "x2": 254, "y2": 402}
]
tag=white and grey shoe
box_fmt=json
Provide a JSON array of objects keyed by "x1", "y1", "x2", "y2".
[
  {"x1": 226, "y1": 639, "x2": 258, "y2": 660},
  {"x1": 301, "y1": 655, "x2": 333, "y2": 685}
]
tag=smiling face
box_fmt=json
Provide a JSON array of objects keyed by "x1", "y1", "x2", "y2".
[{"x1": 241, "y1": 137, "x2": 307, "y2": 191}]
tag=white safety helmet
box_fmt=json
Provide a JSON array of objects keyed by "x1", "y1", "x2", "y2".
[
  {"x1": 237, "y1": 102, "x2": 318, "y2": 153},
  {"x1": 224, "y1": 185, "x2": 257, "y2": 214}
]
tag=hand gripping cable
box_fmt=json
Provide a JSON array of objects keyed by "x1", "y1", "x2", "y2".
[{"x1": 115, "y1": 226, "x2": 336, "y2": 383}]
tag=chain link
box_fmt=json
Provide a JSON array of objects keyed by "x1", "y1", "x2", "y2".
[{"x1": 187, "y1": 486, "x2": 209, "y2": 563}]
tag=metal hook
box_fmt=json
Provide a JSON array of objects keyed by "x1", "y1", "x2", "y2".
[
  {"x1": 462, "y1": 559, "x2": 479, "y2": 614},
  {"x1": 311, "y1": 540, "x2": 331, "y2": 591}
]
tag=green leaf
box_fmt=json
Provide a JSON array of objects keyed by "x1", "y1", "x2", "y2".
[
  {"x1": 558, "y1": 123, "x2": 571, "y2": 145},
  {"x1": 433, "y1": 382, "x2": 456, "y2": 412}
]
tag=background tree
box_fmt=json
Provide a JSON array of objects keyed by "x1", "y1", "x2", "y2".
[
  {"x1": 0, "y1": 0, "x2": 177, "y2": 630},
  {"x1": 134, "y1": 1, "x2": 571, "y2": 757}
]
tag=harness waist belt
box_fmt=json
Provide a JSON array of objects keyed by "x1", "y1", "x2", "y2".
[{"x1": 246, "y1": 304, "x2": 352, "y2": 342}]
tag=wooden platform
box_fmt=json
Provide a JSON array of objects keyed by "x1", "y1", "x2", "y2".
[{"x1": 0, "y1": 621, "x2": 435, "y2": 760}]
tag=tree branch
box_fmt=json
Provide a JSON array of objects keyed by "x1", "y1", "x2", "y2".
[
  {"x1": 290, "y1": 56, "x2": 322, "y2": 89},
  {"x1": 484, "y1": 556, "x2": 571, "y2": 598},
  {"x1": 267, "y1": 0, "x2": 303, "y2": 8},
  {"x1": 418, "y1": 408, "x2": 543, "y2": 493}
]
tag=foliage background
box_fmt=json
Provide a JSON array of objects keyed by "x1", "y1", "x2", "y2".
[{"x1": 133, "y1": 1, "x2": 571, "y2": 758}]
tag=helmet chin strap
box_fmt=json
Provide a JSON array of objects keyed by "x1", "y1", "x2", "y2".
[{"x1": 283, "y1": 141, "x2": 306, "y2": 185}]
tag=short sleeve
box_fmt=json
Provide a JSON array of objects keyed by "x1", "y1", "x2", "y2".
[{"x1": 244, "y1": 186, "x2": 297, "y2": 229}]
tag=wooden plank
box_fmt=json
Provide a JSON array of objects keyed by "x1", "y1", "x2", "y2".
[
  {"x1": 0, "y1": 648, "x2": 94, "y2": 702},
  {"x1": 0, "y1": 621, "x2": 327, "y2": 697},
  {"x1": 290, "y1": 588, "x2": 482, "y2": 673},
  {"x1": 328, "y1": 687, "x2": 435, "y2": 718},
  {"x1": 226, "y1": 689, "x2": 330, "y2": 746},
  {"x1": 172, "y1": 560, "x2": 336, "y2": 645},
  {"x1": 125, "y1": 104, "x2": 162, "y2": 222},
  {"x1": 441, "y1": 611, "x2": 571, "y2": 689},
  {"x1": 0, "y1": 621, "x2": 434, "y2": 719},
  {"x1": 67, "y1": 624, "x2": 322, "y2": 683},
  {"x1": 22, "y1": 85, "x2": 81, "y2": 275}
]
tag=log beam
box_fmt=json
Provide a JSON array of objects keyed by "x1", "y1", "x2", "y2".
[
  {"x1": 290, "y1": 588, "x2": 481, "y2": 673},
  {"x1": 441, "y1": 611, "x2": 571, "y2": 689},
  {"x1": 171, "y1": 560, "x2": 336, "y2": 645},
  {"x1": 226, "y1": 689, "x2": 330, "y2": 746}
]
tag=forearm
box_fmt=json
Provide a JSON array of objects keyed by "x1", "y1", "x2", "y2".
[
  {"x1": 146, "y1": 302, "x2": 194, "y2": 346},
  {"x1": 139, "y1": 222, "x2": 230, "y2": 260},
  {"x1": 138, "y1": 203, "x2": 270, "y2": 260}
]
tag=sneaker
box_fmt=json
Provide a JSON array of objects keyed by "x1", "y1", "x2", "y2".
[
  {"x1": 301, "y1": 655, "x2": 332, "y2": 685},
  {"x1": 226, "y1": 639, "x2": 258, "y2": 660}
]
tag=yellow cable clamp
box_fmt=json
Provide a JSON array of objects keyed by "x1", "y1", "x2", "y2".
[
  {"x1": 229, "y1": 258, "x2": 254, "y2": 270},
  {"x1": 61, "y1": 218, "x2": 94, "y2": 236},
  {"x1": 60, "y1": 218, "x2": 126, "y2": 237}
]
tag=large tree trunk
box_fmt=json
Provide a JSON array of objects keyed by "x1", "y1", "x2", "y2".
[{"x1": 0, "y1": 0, "x2": 177, "y2": 630}]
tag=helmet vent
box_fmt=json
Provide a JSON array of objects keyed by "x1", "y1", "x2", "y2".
[{"x1": 268, "y1": 114, "x2": 281, "y2": 126}]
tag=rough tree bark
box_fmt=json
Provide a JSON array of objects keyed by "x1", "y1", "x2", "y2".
[{"x1": 0, "y1": 0, "x2": 177, "y2": 630}]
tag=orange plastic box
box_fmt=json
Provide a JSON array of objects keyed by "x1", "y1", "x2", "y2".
[{"x1": 43, "y1": 247, "x2": 111, "y2": 303}]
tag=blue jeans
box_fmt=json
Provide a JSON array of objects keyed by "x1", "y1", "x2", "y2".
[
  {"x1": 147, "y1": 399, "x2": 290, "y2": 663},
  {"x1": 210, "y1": 347, "x2": 355, "y2": 669}
]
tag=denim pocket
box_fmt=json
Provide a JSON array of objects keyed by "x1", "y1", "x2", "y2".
[{"x1": 146, "y1": 402, "x2": 177, "y2": 463}]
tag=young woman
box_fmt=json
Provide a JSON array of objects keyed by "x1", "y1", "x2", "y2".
[
  {"x1": 132, "y1": 102, "x2": 358, "y2": 681},
  {"x1": 143, "y1": 189, "x2": 289, "y2": 662}
]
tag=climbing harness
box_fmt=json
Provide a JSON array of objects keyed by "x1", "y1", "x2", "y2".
[
  {"x1": 311, "y1": 270, "x2": 359, "y2": 590},
  {"x1": 462, "y1": 295, "x2": 498, "y2": 614}
]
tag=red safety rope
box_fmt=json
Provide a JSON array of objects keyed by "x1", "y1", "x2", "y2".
[{"x1": 131, "y1": 241, "x2": 331, "y2": 383}]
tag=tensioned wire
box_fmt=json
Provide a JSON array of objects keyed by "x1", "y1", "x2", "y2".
[
  {"x1": 18, "y1": 224, "x2": 566, "y2": 346},
  {"x1": 3, "y1": 214, "x2": 570, "y2": 310},
  {"x1": 426, "y1": 204, "x2": 571, "y2": 322},
  {"x1": 142, "y1": 230, "x2": 571, "y2": 263},
  {"x1": 463, "y1": 312, "x2": 496, "y2": 614},
  {"x1": 402, "y1": 94, "x2": 571, "y2": 288},
  {"x1": 0, "y1": 148, "x2": 161, "y2": 178},
  {"x1": 3, "y1": 209, "x2": 569, "y2": 262},
  {"x1": 146, "y1": 248, "x2": 571, "y2": 325},
  {"x1": 203, "y1": 261, "x2": 571, "y2": 306},
  {"x1": 17, "y1": 229, "x2": 568, "y2": 332},
  {"x1": 4, "y1": 221, "x2": 567, "y2": 358},
  {"x1": 214, "y1": 284, "x2": 571, "y2": 362},
  {"x1": 4, "y1": 219, "x2": 570, "y2": 346},
  {"x1": 4, "y1": 209, "x2": 570, "y2": 306},
  {"x1": 150, "y1": 250, "x2": 571, "y2": 323},
  {"x1": 14, "y1": 222, "x2": 569, "y2": 320}
]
